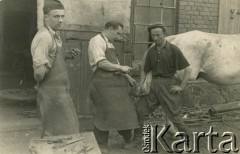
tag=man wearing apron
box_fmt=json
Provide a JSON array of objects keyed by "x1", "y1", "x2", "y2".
[
  {"x1": 31, "y1": 0, "x2": 79, "y2": 136},
  {"x1": 88, "y1": 21, "x2": 139, "y2": 152}
]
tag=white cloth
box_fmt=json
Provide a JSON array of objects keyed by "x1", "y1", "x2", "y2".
[
  {"x1": 31, "y1": 27, "x2": 62, "y2": 70},
  {"x1": 88, "y1": 33, "x2": 115, "y2": 72}
]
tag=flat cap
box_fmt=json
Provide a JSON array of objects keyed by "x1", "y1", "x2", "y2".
[
  {"x1": 147, "y1": 22, "x2": 165, "y2": 32},
  {"x1": 43, "y1": 0, "x2": 65, "y2": 14}
]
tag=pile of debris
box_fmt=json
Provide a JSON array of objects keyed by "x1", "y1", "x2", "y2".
[
  {"x1": 145, "y1": 101, "x2": 240, "y2": 131},
  {"x1": 29, "y1": 132, "x2": 101, "y2": 154}
]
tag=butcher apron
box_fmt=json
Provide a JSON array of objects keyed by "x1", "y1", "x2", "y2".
[
  {"x1": 90, "y1": 34, "x2": 139, "y2": 131},
  {"x1": 38, "y1": 33, "x2": 79, "y2": 136}
]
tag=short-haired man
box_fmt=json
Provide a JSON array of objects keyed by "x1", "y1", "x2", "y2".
[
  {"x1": 136, "y1": 22, "x2": 192, "y2": 139},
  {"x1": 31, "y1": 0, "x2": 80, "y2": 136},
  {"x1": 88, "y1": 21, "x2": 139, "y2": 152}
]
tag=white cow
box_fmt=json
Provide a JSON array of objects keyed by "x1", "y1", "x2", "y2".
[
  {"x1": 166, "y1": 30, "x2": 240, "y2": 85},
  {"x1": 140, "y1": 30, "x2": 240, "y2": 93}
]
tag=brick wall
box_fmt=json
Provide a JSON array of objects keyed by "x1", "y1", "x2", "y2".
[{"x1": 177, "y1": 0, "x2": 219, "y2": 34}]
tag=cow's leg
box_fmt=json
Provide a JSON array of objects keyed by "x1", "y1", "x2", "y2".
[
  {"x1": 196, "y1": 71, "x2": 206, "y2": 80},
  {"x1": 196, "y1": 72, "x2": 220, "y2": 85},
  {"x1": 197, "y1": 71, "x2": 240, "y2": 85}
]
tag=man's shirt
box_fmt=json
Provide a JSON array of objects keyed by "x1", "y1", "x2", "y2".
[
  {"x1": 144, "y1": 41, "x2": 189, "y2": 77},
  {"x1": 88, "y1": 33, "x2": 115, "y2": 72},
  {"x1": 31, "y1": 27, "x2": 62, "y2": 70}
]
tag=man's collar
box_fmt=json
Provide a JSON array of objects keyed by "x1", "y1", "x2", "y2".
[
  {"x1": 47, "y1": 26, "x2": 56, "y2": 35},
  {"x1": 153, "y1": 39, "x2": 167, "y2": 48},
  {"x1": 46, "y1": 26, "x2": 61, "y2": 39},
  {"x1": 101, "y1": 32, "x2": 110, "y2": 43},
  {"x1": 152, "y1": 40, "x2": 170, "y2": 50}
]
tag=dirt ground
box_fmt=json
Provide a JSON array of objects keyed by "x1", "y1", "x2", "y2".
[
  {"x1": 0, "y1": 100, "x2": 41, "y2": 154},
  {"x1": 1, "y1": 70, "x2": 240, "y2": 154},
  {"x1": 1, "y1": 99, "x2": 240, "y2": 154}
]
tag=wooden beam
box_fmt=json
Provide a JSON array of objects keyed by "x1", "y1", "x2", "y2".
[
  {"x1": 37, "y1": 0, "x2": 44, "y2": 30},
  {"x1": 218, "y1": 0, "x2": 231, "y2": 34},
  {"x1": 0, "y1": 0, "x2": 4, "y2": 63}
]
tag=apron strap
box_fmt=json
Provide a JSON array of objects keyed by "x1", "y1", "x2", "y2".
[{"x1": 99, "y1": 33, "x2": 119, "y2": 63}]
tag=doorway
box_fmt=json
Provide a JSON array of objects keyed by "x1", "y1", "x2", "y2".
[{"x1": 1, "y1": 0, "x2": 37, "y2": 89}]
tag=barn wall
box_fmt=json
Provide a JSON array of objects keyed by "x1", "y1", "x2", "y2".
[
  {"x1": 177, "y1": 0, "x2": 219, "y2": 33},
  {"x1": 39, "y1": 0, "x2": 131, "y2": 33},
  {"x1": 59, "y1": 0, "x2": 131, "y2": 33}
]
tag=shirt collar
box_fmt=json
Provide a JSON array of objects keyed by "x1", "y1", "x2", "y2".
[
  {"x1": 46, "y1": 26, "x2": 61, "y2": 38},
  {"x1": 47, "y1": 26, "x2": 56, "y2": 35},
  {"x1": 153, "y1": 40, "x2": 170, "y2": 50},
  {"x1": 101, "y1": 33, "x2": 110, "y2": 43}
]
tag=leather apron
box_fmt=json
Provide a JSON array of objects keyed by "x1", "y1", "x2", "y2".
[
  {"x1": 90, "y1": 34, "x2": 139, "y2": 131},
  {"x1": 38, "y1": 32, "x2": 79, "y2": 136}
]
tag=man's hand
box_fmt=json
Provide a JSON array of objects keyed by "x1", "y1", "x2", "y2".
[
  {"x1": 66, "y1": 48, "x2": 81, "y2": 60},
  {"x1": 120, "y1": 66, "x2": 132, "y2": 73},
  {"x1": 34, "y1": 65, "x2": 47, "y2": 82},
  {"x1": 127, "y1": 76, "x2": 136, "y2": 87},
  {"x1": 169, "y1": 85, "x2": 184, "y2": 94}
]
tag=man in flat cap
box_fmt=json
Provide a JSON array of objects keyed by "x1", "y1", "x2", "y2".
[
  {"x1": 31, "y1": 0, "x2": 80, "y2": 136},
  {"x1": 135, "y1": 22, "x2": 192, "y2": 141}
]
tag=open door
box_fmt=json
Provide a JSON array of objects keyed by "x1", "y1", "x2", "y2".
[{"x1": 2, "y1": 0, "x2": 37, "y2": 88}]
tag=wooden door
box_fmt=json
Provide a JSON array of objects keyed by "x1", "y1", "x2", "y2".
[
  {"x1": 132, "y1": 0, "x2": 177, "y2": 65},
  {"x1": 218, "y1": 0, "x2": 240, "y2": 34}
]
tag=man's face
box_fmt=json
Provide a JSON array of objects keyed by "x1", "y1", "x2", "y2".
[
  {"x1": 151, "y1": 27, "x2": 166, "y2": 45},
  {"x1": 108, "y1": 26, "x2": 123, "y2": 41},
  {"x1": 45, "y1": 9, "x2": 65, "y2": 31}
]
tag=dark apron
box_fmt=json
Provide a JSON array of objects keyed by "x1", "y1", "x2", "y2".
[
  {"x1": 90, "y1": 35, "x2": 139, "y2": 131},
  {"x1": 38, "y1": 36, "x2": 79, "y2": 136}
]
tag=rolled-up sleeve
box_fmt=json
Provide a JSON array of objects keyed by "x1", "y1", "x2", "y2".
[
  {"x1": 88, "y1": 37, "x2": 106, "y2": 65},
  {"x1": 31, "y1": 33, "x2": 51, "y2": 68}
]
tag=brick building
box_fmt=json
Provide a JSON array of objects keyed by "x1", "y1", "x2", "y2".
[
  {"x1": 177, "y1": 0, "x2": 240, "y2": 34},
  {"x1": 177, "y1": 0, "x2": 219, "y2": 33}
]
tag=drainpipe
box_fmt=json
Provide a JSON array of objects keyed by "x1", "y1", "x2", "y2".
[{"x1": 0, "y1": 0, "x2": 4, "y2": 65}]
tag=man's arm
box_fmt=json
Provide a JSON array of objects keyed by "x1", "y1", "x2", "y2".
[
  {"x1": 122, "y1": 73, "x2": 136, "y2": 86},
  {"x1": 31, "y1": 32, "x2": 51, "y2": 82},
  {"x1": 140, "y1": 68, "x2": 147, "y2": 85},
  {"x1": 34, "y1": 65, "x2": 48, "y2": 82},
  {"x1": 97, "y1": 60, "x2": 132, "y2": 73},
  {"x1": 140, "y1": 48, "x2": 151, "y2": 85},
  {"x1": 169, "y1": 66, "x2": 192, "y2": 93},
  {"x1": 180, "y1": 66, "x2": 192, "y2": 89}
]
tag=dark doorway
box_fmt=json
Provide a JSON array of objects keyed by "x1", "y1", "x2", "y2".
[{"x1": 1, "y1": 0, "x2": 37, "y2": 89}]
